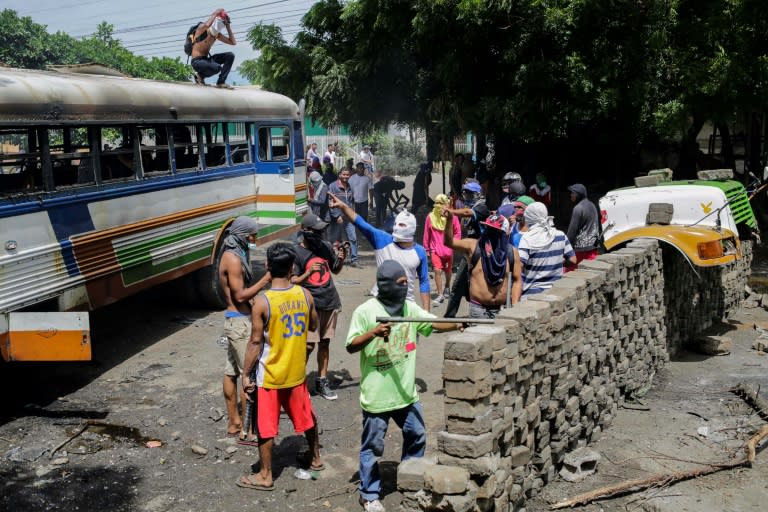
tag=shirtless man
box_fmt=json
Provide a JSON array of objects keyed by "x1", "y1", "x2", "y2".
[
  {"x1": 443, "y1": 211, "x2": 510, "y2": 319},
  {"x1": 191, "y1": 8, "x2": 236, "y2": 88},
  {"x1": 218, "y1": 216, "x2": 272, "y2": 443}
]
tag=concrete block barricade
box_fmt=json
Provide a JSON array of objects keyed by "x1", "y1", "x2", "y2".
[
  {"x1": 398, "y1": 239, "x2": 752, "y2": 511},
  {"x1": 399, "y1": 238, "x2": 752, "y2": 510}
]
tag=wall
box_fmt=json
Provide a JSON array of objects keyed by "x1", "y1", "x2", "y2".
[{"x1": 397, "y1": 238, "x2": 751, "y2": 512}]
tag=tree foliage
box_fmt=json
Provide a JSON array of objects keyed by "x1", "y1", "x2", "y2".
[
  {"x1": 0, "y1": 9, "x2": 190, "y2": 82},
  {"x1": 241, "y1": 0, "x2": 768, "y2": 176}
]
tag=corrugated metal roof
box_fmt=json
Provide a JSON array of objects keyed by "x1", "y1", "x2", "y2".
[{"x1": 0, "y1": 67, "x2": 299, "y2": 124}]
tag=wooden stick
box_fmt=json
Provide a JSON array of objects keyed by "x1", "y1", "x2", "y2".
[
  {"x1": 550, "y1": 427, "x2": 768, "y2": 509},
  {"x1": 731, "y1": 383, "x2": 768, "y2": 422},
  {"x1": 50, "y1": 422, "x2": 89, "y2": 458}
]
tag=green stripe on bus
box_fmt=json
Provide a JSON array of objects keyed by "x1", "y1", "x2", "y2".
[{"x1": 122, "y1": 246, "x2": 211, "y2": 285}]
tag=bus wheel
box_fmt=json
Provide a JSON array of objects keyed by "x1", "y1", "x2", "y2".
[{"x1": 194, "y1": 244, "x2": 227, "y2": 310}]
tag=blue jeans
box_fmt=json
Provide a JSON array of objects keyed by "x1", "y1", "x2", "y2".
[
  {"x1": 328, "y1": 218, "x2": 358, "y2": 263},
  {"x1": 359, "y1": 401, "x2": 426, "y2": 501}
]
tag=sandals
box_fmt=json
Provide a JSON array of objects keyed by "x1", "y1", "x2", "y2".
[
  {"x1": 236, "y1": 435, "x2": 259, "y2": 447},
  {"x1": 236, "y1": 474, "x2": 274, "y2": 491},
  {"x1": 296, "y1": 451, "x2": 325, "y2": 471}
]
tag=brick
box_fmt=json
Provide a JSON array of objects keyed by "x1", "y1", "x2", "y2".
[
  {"x1": 424, "y1": 464, "x2": 470, "y2": 495},
  {"x1": 443, "y1": 359, "x2": 492, "y2": 382},
  {"x1": 446, "y1": 408, "x2": 494, "y2": 435},
  {"x1": 438, "y1": 431, "x2": 494, "y2": 458},
  {"x1": 444, "y1": 396, "x2": 492, "y2": 419},
  {"x1": 560, "y1": 448, "x2": 601, "y2": 482},
  {"x1": 508, "y1": 445, "x2": 531, "y2": 468},
  {"x1": 497, "y1": 302, "x2": 551, "y2": 330},
  {"x1": 445, "y1": 331, "x2": 495, "y2": 361},
  {"x1": 445, "y1": 377, "x2": 492, "y2": 400},
  {"x1": 397, "y1": 456, "x2": 435, "y2": 491},
  {"x1": 437, "y1": 452, "x2": 499, "y2": 476},
  {"x1": 464, "y1": 325, "x2": 507, "y2": 351}
]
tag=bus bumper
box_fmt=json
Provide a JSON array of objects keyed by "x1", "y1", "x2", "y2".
[{"x1": 1, "y1": 312, "x2": 91, "y2": 361}]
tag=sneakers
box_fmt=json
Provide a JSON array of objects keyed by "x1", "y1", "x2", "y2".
[
  {"x1": 216, "y1": 82, "x2": 234, "y2": 89},
  {"x1": 432, "y1": 294, "x2": 445, "y2": 306},
  {"x1": 193, "y1": 72, "x2": 206, "y2": 85},
  {"x1": 315, "y1": 378, "x2": 338, "y2": 401},
  {"x1": 359, "y1": 497, "x2": 385, "y2": 512},
  {"x1": 442, "y1": 288, "x2": 451, "y2": 298}
]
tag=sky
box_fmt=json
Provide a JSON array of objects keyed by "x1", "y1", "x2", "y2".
[{"x1": 5, "y1": 0, "x2": 318, "y2": 84}]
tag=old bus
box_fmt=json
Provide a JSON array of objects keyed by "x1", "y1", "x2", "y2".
[{"x1": 0, "y1": 67, "x2": 307, "y2": 361}]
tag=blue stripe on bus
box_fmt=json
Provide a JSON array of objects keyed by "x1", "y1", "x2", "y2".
[
  {"x1": 47, "y1": 203, "x2": 96, "y2": 277},
  {"x1": 0, "y1": 164, "x2": 278, "y2": 219}
]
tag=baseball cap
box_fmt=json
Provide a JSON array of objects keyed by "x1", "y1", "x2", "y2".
[
  {"x1": 514, "y1": 195, "x2": 535, "y2": 208},
  {"x1": 481, "y1": 213, "x2": 510, "y2": 232},
  {"x1": 497, "y1": 204, "x2": 516, "y2": 219},
  {"x1": 462, "y1": 182, "x2": 482, "y2": 193},
  {"x1": 301, "y1": 213, "x2": 328, "y2": 231}
]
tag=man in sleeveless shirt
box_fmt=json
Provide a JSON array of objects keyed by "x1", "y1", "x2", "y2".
[
  {"x1": 238, "y1": 243, "x2": 323, "y2": 491},
  {"x1": 218, "y1": 216, "x2": 272, "y2": 443}
]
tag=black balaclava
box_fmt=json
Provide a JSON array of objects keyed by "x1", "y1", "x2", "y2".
[
  {"x1": 302, "y1": 229, "x2": 334, "y2": 262},
  {"x1": 222, "y1": 216, "x2": 257, "y2": 284},
  {"x1": 376, "y1": 260, "x2": 408, "y2": 316}
]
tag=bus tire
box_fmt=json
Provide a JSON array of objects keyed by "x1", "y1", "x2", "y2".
[{"x1": 194, "y1": 244, "x2": 227, "y2": 310}]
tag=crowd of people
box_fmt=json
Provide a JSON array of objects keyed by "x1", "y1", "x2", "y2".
[{"x1": 217, "y1": 152, "x2": 600, "y2": 512}]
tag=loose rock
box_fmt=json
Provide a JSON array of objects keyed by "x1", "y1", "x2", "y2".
[{"x1": 190, "y1": 444, "x2": 208, "y2": 456}]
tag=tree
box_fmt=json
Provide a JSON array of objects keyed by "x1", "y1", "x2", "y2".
[
  {"x1": 0, "y1": 9, "x2": 190, "y2": 82},
  {"x1": 242, "y1": 1, "x2": 767, "y2": 182}
]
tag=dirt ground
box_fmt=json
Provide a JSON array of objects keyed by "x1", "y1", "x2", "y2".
[{"x1": 2, "y1": 173, "x2": 768, "y2": 512}]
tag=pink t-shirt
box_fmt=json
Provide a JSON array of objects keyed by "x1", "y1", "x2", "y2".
[{"x1": 423, "y1": 215, "x2": 461, "y2": 259}]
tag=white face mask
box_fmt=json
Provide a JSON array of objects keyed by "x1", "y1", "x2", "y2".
[
  {"x1": 209, "y1": 17, "x2": 226, "y2": 36},
  {"x1": 248, "y1": 242, "x2": 258, "y2": 251}
]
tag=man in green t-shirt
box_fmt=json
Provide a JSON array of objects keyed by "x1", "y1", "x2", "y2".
[{"x1": 346, "y1": 260, "x2": 464, "y2": 512}]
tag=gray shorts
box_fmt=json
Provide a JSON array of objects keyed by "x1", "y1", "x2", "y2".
[
  {"x1": 469, "y1": 302, "x2": 501, "y2": 320},
  {"x1": 223, "y1": 315, "x2": 251, "y2": 377}
]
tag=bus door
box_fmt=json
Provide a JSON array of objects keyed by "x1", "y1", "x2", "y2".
[
  {"x1": 293, "y1": 119, "x2": 308, "y2": 216},
  {"x1": 255, "y1": 124, "x2": 299, "y2": 238}
]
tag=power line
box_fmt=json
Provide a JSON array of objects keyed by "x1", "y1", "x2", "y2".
[
  {"x1": 124, "y1": 24, "x2": 302, "y2": 52},
  {"x1": 70, "y1": 0, "x2": 296, "y2": 38},
  {"x1": 18, "y1": 0, "x2": 112, "y2": 15},
  {"x1": 136, "y1": 29, "x2": 301, "y2": 58},
  {"x1": 119, "y1": 10, "x2": 307, "y2": 48}
]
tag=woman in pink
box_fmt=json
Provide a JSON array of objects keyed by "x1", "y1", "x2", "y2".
[{"x1": 423, "y1": 194, "x2": 461, "y2": 305}]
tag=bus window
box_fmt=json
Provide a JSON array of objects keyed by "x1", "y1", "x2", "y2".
[
  {"x1": 257, "y1": 126, "x2": 290, "y2": 161},
  {"x1": 101, "y1": 127, "x2": 137, "y2": 181},
  {"x1": 173, "y1": 125, "x2": 200, "y2": 172},
  {"x1": 203, "y1": 123, "x2": 227, "y2": 168},
  {"x1": 49, "y1": 127, "x2": 93, "y2": 188},
  {"x1": 139, "y1": 125, "x2": 171, "y2": 176},
  {"x1": 228, "y1": 123, "x2": 251, "y2": 164},
  {"x1": 0, "y1": 128, "x2": 43, "y2": 194}
]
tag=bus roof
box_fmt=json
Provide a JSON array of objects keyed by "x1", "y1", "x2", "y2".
[{"x1": 0, "y1": 67, "x2": 300, "y2": 125}]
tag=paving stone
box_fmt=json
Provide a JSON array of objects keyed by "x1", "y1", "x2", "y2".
[{"x1": 424, "y1": 464, "x2": 470, "y2": 495}]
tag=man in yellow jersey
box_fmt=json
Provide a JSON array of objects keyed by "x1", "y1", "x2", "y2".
[{"x1": 237, "y1": 242, "x2": 322, "y2": 491}]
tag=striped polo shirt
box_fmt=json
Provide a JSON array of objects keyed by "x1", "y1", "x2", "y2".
[{"x1": 517, "y1": 231, "x2": 575, "y2": 295}]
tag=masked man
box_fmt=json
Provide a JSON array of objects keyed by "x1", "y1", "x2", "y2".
[
  {"x1": 328, "y1": 193, "x2": 431, "y2": 312},
  {"x1": 346, "y1": 260, "x2": 464, "y2": 512}
]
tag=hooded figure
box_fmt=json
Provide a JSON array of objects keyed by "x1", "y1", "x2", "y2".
[
  {"x1": 222, "y1": 216, "x2": 258, "y2": 284},
  {"x1": 376, "y1": 260, "x2": 408, "y2": 316},
  {"x1": 308, "y1": 171, "x2": 330, "y2": 221},
  {"x1": 566, "y1": 183, "x2": 600, "y2": 252},
  {"x1": 529, "y1": 173, "x2": 551, "y2": 205},
  {"x1": 392, "y1": 210, "x2": 417, "y2": 243},
  {"x1": 428, "y1": 194, "x2": 451, "y2": 232},
  {"x1": 522, "y1": 202, "x2": 556, "y2": 250}
]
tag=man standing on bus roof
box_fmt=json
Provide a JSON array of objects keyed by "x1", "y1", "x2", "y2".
[
  {"x1": 191, "y1": 8, "x2": 236, "y2": 89},
  {"x1": 218, "y1": 216, "x2": 272, "y2": 444}
]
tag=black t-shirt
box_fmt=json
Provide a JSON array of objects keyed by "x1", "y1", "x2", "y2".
[{"x1": 293, "y1": 243, "x2": 342, "y2": 311}]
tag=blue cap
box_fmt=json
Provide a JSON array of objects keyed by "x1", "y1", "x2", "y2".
[{"x1": 463, "y1": 182, "x2": 482, "y2": 193}]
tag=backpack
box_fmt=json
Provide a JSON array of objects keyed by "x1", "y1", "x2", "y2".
[{"x1": 183, "y1": 23, "x2": 206, "y2": 60}]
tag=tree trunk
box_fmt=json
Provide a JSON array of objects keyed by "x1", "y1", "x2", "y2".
[
  {"x1": 678, "y1": 115, "x2": 705, "y2": 179},
  {"x1": 716, "y1": 122, "x2": 735, "y2": 170}
]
